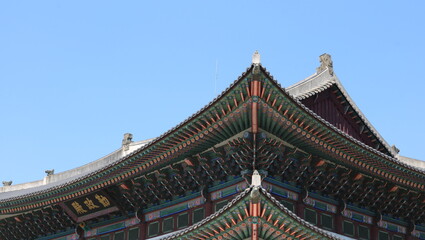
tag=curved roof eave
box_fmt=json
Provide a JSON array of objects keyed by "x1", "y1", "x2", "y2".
[
  {"x1": 0, "y1": 65, "x2": 255, "y2": 205},
  {"x1": 397, "y1": 156, "x2": 425, "y2": 170},
  {"x1": 267, "y1": 66, "x2": 425, "y2": 176},
  {"x1": 162, "y1": 186, "x2": 343, "y2": 240},
  {"x1": 1, "y1": 61, "x2": 424, "y2": 211},
  {"x1": 0, "y1": 139, "x2": 154, "y2": 200}
]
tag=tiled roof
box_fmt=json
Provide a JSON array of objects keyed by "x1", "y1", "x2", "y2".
[
  {"x1": 0, "y1": 139, "x2": 153, "y2": 201},
  {"x1": 0, "y1": 66, "x2": 255, "y2": 207},
  {"x1": 286, "y1": 67, "x2": 396, "y2": 157},
  {"x1": 161, "y1": 185, "x2": 344, "y2": 240},
  {"x1": 274, "y1": 66, "x2": 425, "y2": 175},
  {"x1": 1, "y1": 62, "x2": 424, "y2": 212}
]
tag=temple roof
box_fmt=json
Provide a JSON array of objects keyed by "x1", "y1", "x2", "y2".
[
  {"x1": 0, "y1": 139, "x2": 153, "y2": 201},
  {"x1": 1, "y1": 53, "x2": 424, "y2": 223},
  {"x1": 1, "y1": 53, "x2": 425, "y2": 240},
  {"x1": 286, "y1": 64, "x2": 396, "y2": 157},
  {"x1": 397, "y1": 155, "x2": 425, "y2": 170},
  {"x1": 162, "y1": 186, "x2": 345, "y2": 240}
]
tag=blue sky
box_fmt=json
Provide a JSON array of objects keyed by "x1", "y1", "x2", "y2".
[{"x1": 1, "y1": 1, "x2": 424, "y2": 184}]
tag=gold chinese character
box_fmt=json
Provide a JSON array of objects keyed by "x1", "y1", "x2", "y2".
[
  {"x1": 95, "y1": 194, "x2": 110, "y2": 207},
  {"x1": 71, "y1": 201, "x2": 87, "y2": 215},
  {"x1": 84, "y1": 197, "x2": 100, "y2": 210}
]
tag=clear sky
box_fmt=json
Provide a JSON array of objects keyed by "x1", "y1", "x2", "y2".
[{"x1": 1, "y1": 1, "x2": 424, "y2": 184}]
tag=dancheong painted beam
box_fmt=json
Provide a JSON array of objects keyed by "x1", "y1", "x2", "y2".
[{"x1": 0, "y1": 52, "x2": 424, "y2": 240}]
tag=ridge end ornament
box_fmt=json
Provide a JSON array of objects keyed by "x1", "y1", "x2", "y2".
[
  {"x1": 317, "y1": 53, "x2": 334, "y2": 76},
  {"x1": 2, "y1": 181, "x2": 12, "y2": 186},
  {"x1": 251, "y1": 170, "x2": 262, "y2": 187},
  {"x1": 252, "y1": 50, "x2": 261, "y2": 65},
  {"x1": 45, "y1": 169, "x2": 54, "y2": 176},
  {"x1": 122, "y1": 133, "x2": 133, "y2": 151}
]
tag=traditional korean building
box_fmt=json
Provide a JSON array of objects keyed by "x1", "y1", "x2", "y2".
[{"x1": 1, "y1": 52, "x2": 424, "y2": 240}]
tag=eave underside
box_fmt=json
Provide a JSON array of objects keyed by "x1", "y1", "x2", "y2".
[{"x1": 1, "y1": 64, "x2": 425, "y2": 240}]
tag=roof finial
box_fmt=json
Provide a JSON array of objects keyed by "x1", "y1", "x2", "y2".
[
  {"x1": 2, "y1": 181, "x2": 12, "y2": 186},
  {"x1": 122, "y1": 133, "x2": 133, "y2": 151},
  {"x1": 316, "y1": 53, "x2": 334, "y2": 76},
  {"x1": 251, "y1": 170, "x2": 262, "y2": 187},
  {"x1": 45, "y1": 169, "x2": 54, "y2": 176},
  {"x1": 391, "y1": 145, "x2": 400, "y2": 154},
  {"x1": 252, "y1": 50, "x2": 261, "y2": 65}
]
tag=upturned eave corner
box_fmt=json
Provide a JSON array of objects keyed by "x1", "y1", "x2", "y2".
[{"x1": 1, "y1": 53, "x2": 425, "y2": 240}]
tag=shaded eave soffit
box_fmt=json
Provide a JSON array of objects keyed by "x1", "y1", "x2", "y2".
[{"x1": 1, "y1": 57, "x2": 425, "y2": 212}]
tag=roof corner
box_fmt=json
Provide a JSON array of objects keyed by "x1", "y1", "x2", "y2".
[{"x1": 317, "y1": 53, "x2": 334, "y2": 76}]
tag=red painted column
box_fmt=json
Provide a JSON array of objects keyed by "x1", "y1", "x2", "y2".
[
  {"x1": 251, "y1": 71, "x2": 261, "y2": 169},
  {"x1": 136, "y1": 210, "x2": 147, "y2": 240},
  {"x1": 335, "y1": 202, "x2": 345, "y2": 234},
  {"x1": 251, "y1": 79, "x2": 259, "y2": 135},
  {"x1": 251, "y1": 201, "x2": 260, "y2": 240},
  {"x1": 205, "y1": 200, "x2": 213, "y2": 216},
  {"x1": 76, "y1": 224, "x2": 85, "y2": 240},
  {"x1": 296, "y1": 193, "x2": 305, "y2": 219},
  {"x1": 370, "y1": 224, "x2": 378, "y2": 239},
  {"x1": 204, "y1": 190, "x2": 213, "y2": 216},
  {"x1": 335, "y1": 213, "x2": 343, "y2": 234},
  {"x1": 139, "y1": 221, "x2": 147, "y2": 240},
  {"x1": 405, "y1": 223, "x2": 415, "y2": 240}
]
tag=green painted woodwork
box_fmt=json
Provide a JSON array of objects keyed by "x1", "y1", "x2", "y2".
[
  {"x1": 414, "y1": 231, "x2": 425, "y2": 239},
  {"x1": 211, "y1": 181, "x2": 248, "y2": 201},
  {"x1": 270, "y1": 186, "x2": 289, "y2": 198},
  {"x1": 1, "y1": 64, "x2": 424, "y2": 221},
  {"x1": 160, "y1": 204, "x2": 186, "y2": 217},
  {"x1": 52, "y1": 238, "x2": 67, "y2": 240},
  {"x1": 97, "y1": 222, "x2": 125, "y2": 235},
  {"x1": 377, "y1": 220, "x2": 407, "y2": 234},
  {"x1": 342, "y1": 210, "x2": 373, "y2": 224},
  {"x1": 165, "y1": 187, "x2": 338, "y2": 240},
  {"x1": 387, "y1": 223, "x2": 398, "y2": 232},
  {"x1": 144, "y1": 197, "x2": 205, "y2": 222},
  {"x1": 314, "y1": 201, "x2": 328, "y2": 211},
  {"x1": 127, "y1": 227, "x2": 139, "y2": 240},
  {"x1": 34, "y1": 230, "x2": 76, "y2": 240},
  {"x1": 351, "y1": 212, "x2": 365, "y2": 223}
]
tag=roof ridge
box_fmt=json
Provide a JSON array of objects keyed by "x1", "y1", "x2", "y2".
[
  {"x1": 258, "y1": 187, "x2": 344, "y2": 240},
  {"x1": 264, "y1": 70, "x2": 425, "y2": 175},
  {"x1": 285, "y1": 66, "x2": 397, "y2": 158},
  {"x1": 286, "y1": 68, "x2": 335, "y2": 99},
  {"x1": 0, "y1": 139, "x2": 154, "y2": 195},
  {"x1": 0, "y1": 65, "x2": 256, "y2": 204},
  {"x1": 332, "y1": 76, "x2": 396, "y2": 156},
  {"x1": 162, "y1": 186, "x2": 253, "y2": 239},
  {"x1": 162, "y1": 185, "x2": 343, "y2": 240},
  {"x1": 286, "y1": 68, "x2": 327, "y2": 90}
]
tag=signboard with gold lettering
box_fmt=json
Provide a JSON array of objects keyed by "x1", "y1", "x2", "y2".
[{"x1": 61, "y1": 191, "x2": 118, "y2": 222}]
